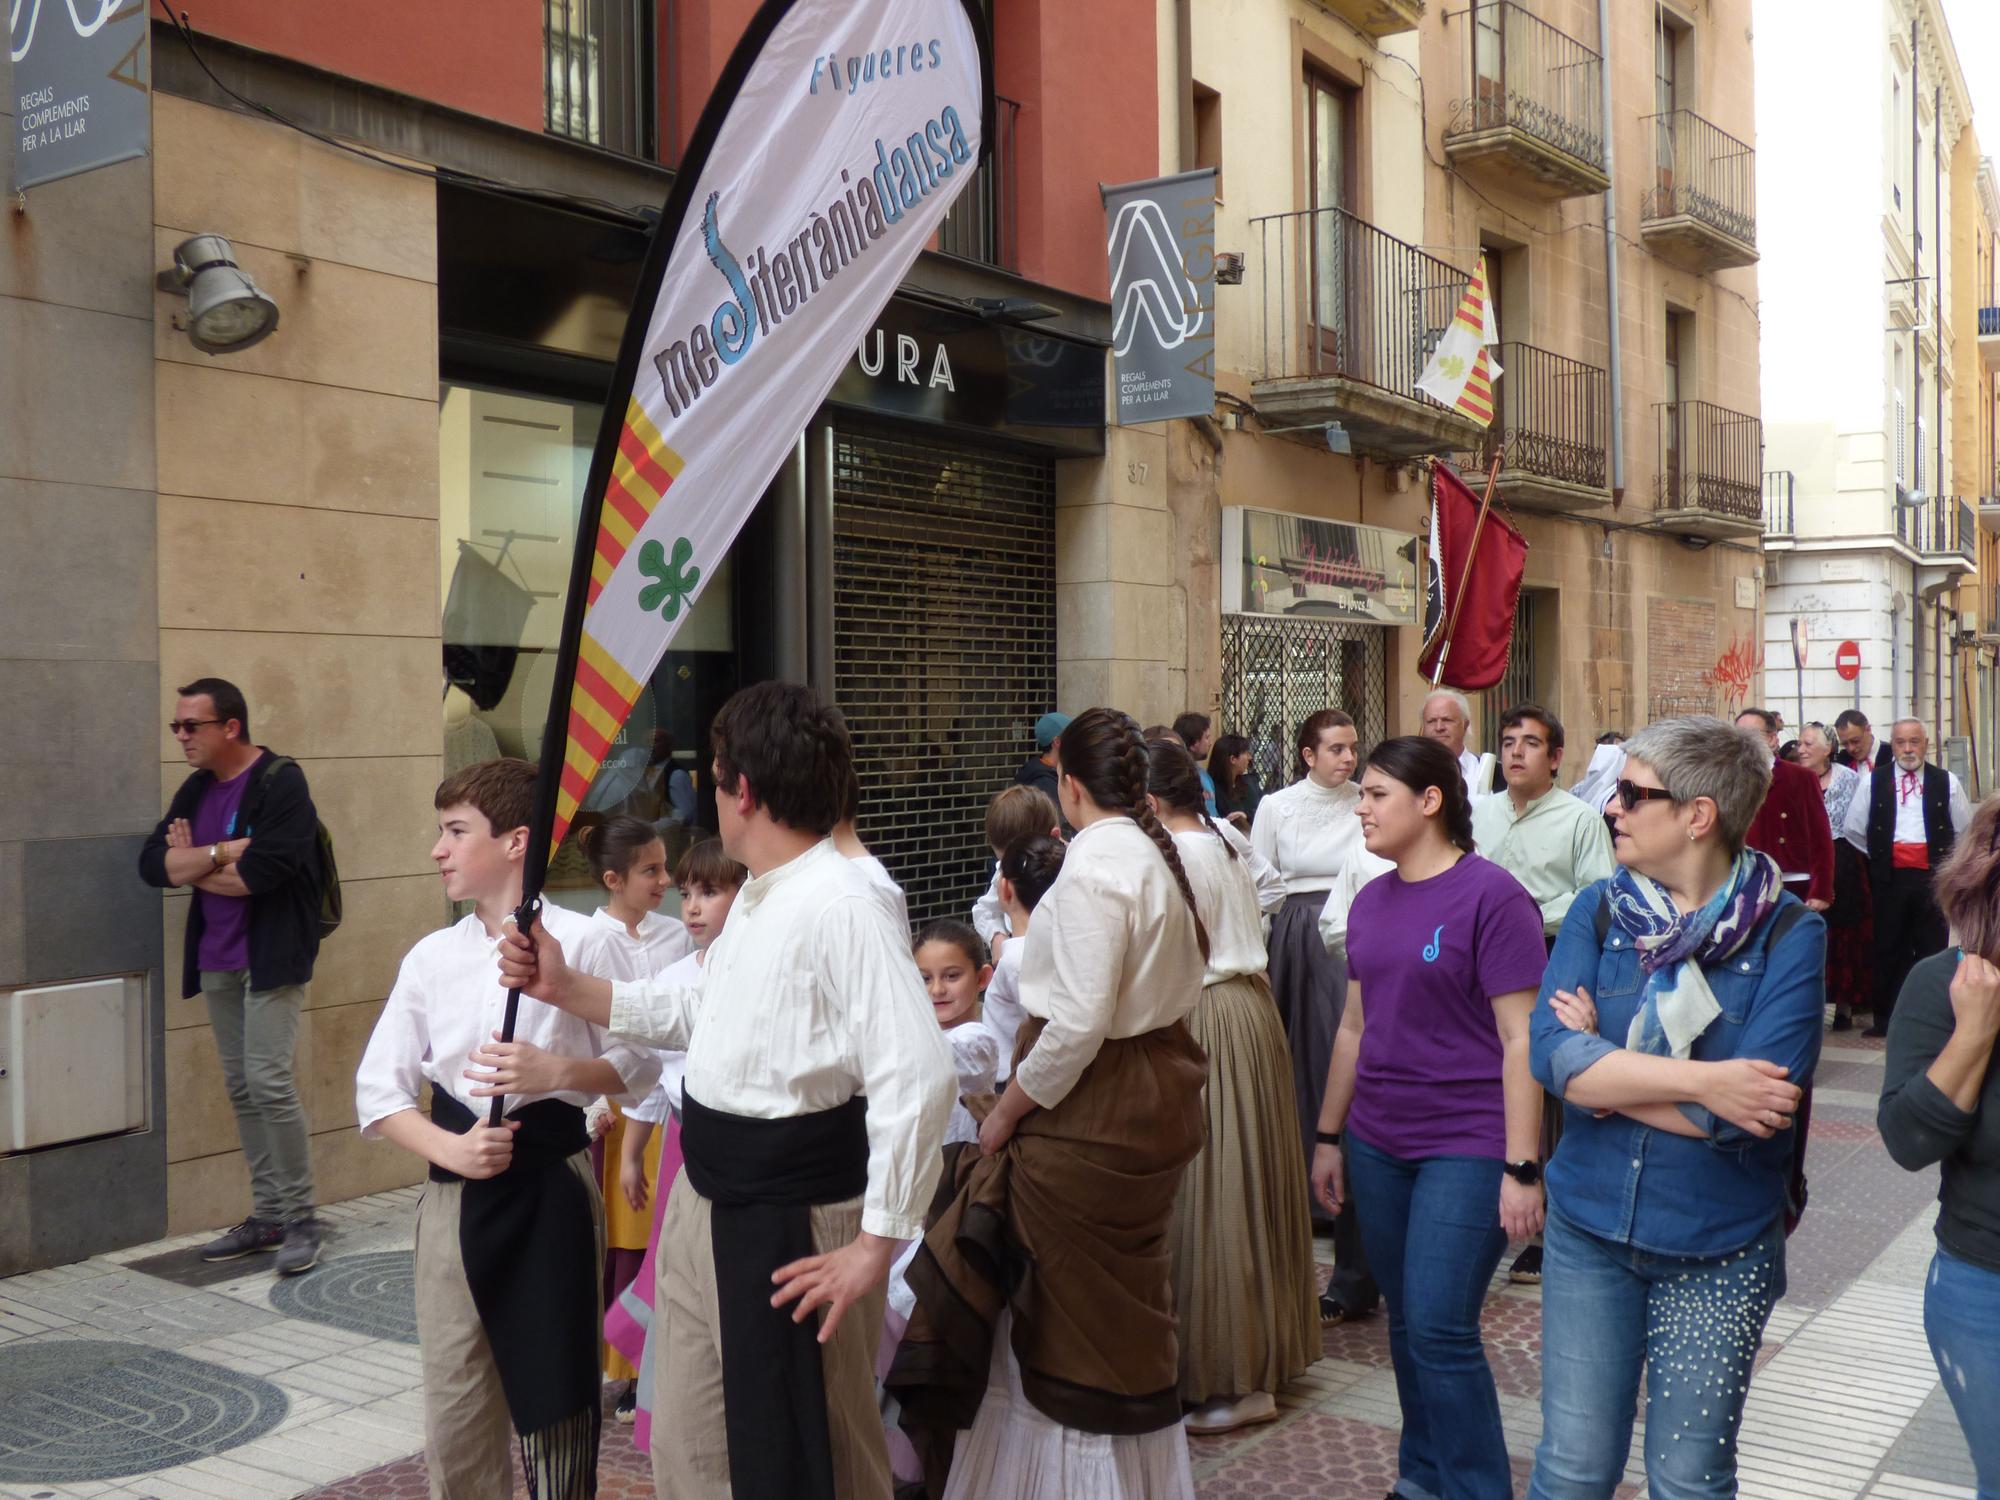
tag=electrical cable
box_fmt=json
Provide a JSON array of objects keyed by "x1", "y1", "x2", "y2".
[{"x1": 154, "y1": 1, "x2": 661, "y2": 227}]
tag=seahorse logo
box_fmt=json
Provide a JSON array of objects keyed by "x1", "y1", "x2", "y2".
[{"x1": 1421, "y1": 925, "x2": 1444, "y2": 962}]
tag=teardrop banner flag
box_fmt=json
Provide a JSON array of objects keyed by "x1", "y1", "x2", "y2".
[{"x1": 492, "y1": 0, "x2": 991, "y2": 1120}]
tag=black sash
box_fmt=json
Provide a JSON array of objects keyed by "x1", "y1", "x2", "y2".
[
  {"x1": 429, "y1": 1090, "x2": 600, "y2": 1495},
  {"x1": 679, "y1": 1090, "x2": 869, "y2": 1500}
]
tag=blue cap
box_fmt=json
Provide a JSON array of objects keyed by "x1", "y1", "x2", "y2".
[{"x1": 1034, "y1": 712, "x2": 1072, "y2": 750}]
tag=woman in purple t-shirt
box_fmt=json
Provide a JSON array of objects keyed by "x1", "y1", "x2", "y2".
[{"x1": 1309, "y1": 736, "x2": 1549, "y2": 1500}]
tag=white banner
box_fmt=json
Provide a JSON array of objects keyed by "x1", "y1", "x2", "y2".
[{"x1": 548, "y1": 0, "x2": 989, "y2": 841}]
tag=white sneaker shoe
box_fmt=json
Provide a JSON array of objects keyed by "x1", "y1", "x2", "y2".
[{"x1": 1182, "y1": 1391, "x2": 1278, "y2": 1435}]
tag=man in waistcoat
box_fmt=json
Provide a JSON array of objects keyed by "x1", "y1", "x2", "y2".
[{"x1": 1840, "y1": 718, "x2": 1970, "y2": 1035}]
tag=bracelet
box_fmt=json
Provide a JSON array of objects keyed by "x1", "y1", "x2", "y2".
[{"x1": 1315, "y1": 1130, "x2": 1342, "y2": 1147}]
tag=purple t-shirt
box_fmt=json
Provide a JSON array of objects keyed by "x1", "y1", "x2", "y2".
[
  {"x1": 1344, "y1": 852, "x2": 1547, "y2": 1160},
  {"x1": 192, "y1": 752, "x2": 264, "y2": 973}
]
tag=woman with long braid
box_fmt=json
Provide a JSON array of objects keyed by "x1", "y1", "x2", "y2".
[{"x1": 889, "y1": 708, "x2": 1211, "y2": 1500}]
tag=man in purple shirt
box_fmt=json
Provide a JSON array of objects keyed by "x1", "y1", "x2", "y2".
[{"x1": 140, "y1": 678, "x2": 325, "y2": 1274}]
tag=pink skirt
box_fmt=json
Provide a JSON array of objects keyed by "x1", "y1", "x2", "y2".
[{"x1": 603, "y1": 1111, "x2": 684, "y2": 1451}]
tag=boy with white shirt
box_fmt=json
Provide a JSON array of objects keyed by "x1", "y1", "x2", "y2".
[
  {"x1": 355, "y1": 758, "x2": 660, "y2": 1500},
  {"x1": 969, "y1": 785, "x2": 1060, "y2": 960},
  {"x1": 498, "y1": 681, "x2": 954, "y2": 1500}
]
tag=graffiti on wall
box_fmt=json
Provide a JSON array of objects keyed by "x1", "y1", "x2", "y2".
[{"x1": 1702, "y1": 637, "x2": 1764, "y2": 713}]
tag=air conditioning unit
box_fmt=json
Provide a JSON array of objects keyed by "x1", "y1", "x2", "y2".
[{"x1": 1, "y1": 976, "x2": 147, "y2": 1154}]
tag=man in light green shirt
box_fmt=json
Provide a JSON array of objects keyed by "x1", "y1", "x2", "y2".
[{"x1": 1471, "y1": 703, "x2": 1616, "y2": 940}]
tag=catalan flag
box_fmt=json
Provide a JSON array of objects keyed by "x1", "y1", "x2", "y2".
[{"x1": 1416, "y1": 252, "x2": 1502, "y2": 425}]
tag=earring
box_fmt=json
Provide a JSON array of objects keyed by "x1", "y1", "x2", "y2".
[{"x1": 1688, "y1": 828, "x2": 1697, "y2": 842}]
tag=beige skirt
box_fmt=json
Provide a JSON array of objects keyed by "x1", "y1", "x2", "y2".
[{"x1": 1170, "y1": 972, "x2": 1320, "y2": 1405}]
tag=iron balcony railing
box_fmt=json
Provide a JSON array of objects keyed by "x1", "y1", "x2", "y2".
[
  {"x1": 1466, "y1": 342, "x2": 1606, "y2": 489},
  {"x1": 937, "y1": 96, "x2": 1021, "y2": 271},
  {"x1": 1654, "y1": 400, "x2": 1762, "y2": 520},
  {"x1": 544, "y1": 0, "x2": 653, "y2": 156},
  {"x1": 1981, "y1": 306, "x2": 2000, "y2": 337},
  {"x1": 1251, "y1": 205, "x2": 1471, "y2": 402},
  {"x1": 1641, "y1": 109, "x2": 1756, "y2": 250},
  {"x1": 1763, "y1": 470, "x2": 1795, "y2": 538},
  {"x1": 1445, "y1": 1, "x2": 1605, "y2": 173},
  {"x1": 1909, "y1": 495, "x2": 1975, "y2": 559}
]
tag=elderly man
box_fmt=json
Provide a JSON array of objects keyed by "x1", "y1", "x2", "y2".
[
  {"x1": 1423, "y1": 689, "x2": 1494, "y2": 804},
  {"x1": 1840, "y1": 718, "x2": 1970, "y2": 1035},
  {"x1": 1736, "y1": 708, "x2": 1834, "y2": 913}
]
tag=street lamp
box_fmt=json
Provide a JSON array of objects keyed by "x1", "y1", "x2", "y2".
[{"x1": 155, "y1": 235, "x2": 280, "y2": 355}]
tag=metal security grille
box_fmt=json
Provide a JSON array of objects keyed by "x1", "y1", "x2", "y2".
[
  {"x1": 1479, "y1": 588, "x2": 1538, "y2": 750},
  {"x1": 1221, "y1": 614, "x2": 1389, "y2": 790},
  {"x1": 833, "y1": 427, "x2": 1056, "y2": 924}
]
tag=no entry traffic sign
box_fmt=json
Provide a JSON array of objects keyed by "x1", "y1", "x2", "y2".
[{"x1": 1835, "y1": 641, "x2": 1861, "y2": 682}]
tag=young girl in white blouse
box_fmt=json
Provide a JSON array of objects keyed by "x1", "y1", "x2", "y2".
[{"x1": 569, "y1": 816, "x2": 692, "y2": 1419}]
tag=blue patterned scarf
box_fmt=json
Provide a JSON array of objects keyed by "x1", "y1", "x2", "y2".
[{"x1": 1606, "y1": 850, "x2": 1784, "y2": 1058}]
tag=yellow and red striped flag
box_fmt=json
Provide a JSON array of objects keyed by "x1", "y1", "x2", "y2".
[{"x1": 1416, "y1": 252, "x2": 1502, "y2": 425}]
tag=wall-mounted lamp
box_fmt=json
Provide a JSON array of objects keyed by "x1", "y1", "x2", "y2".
[{"x1": 155, "y1": 235, "x2": 279, "y2": 355}]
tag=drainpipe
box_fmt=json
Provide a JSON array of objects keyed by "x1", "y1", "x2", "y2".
[
  {"x1": 1176, "y1": 0, "x2": 1195, "y2": 172},
  {"x1": 1597, "y1": 0, "x2": 1624, "y2": 503},
  {"x1": 1912, "y1": 18, "x2": 1922, "y2": 720},
  {"x1": 1936, "y1": 85, "x2": 1947, "y2": 735}
]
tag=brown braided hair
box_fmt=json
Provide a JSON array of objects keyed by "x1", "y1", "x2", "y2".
[
  {"x1": 1059, "y1": 707, "x2": 1211, "y2": 960},
  {"x1": 1145, "y1": 737, "x2": 1238, "y2": 860}
]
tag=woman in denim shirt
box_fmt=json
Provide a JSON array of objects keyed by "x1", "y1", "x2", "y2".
[{"x1": 1526, "y1": 716, "x2": 1826, "y2": 1500}]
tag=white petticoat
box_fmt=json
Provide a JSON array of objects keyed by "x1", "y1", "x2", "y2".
[{"x1": 941, "y1": 1311, "x2": 1195, "y2": 1500}]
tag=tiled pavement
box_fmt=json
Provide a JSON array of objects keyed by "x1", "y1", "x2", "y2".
[{"x1": 0, "y1": 1031, "x2": 1983, "y2": 1499}]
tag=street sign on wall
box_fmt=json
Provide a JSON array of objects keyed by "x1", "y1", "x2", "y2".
[
  {"x1": 1835, "y1": 641, "x2": 1861, "y2": 682},
  {"x1": 9, "y1": 0, "x2": 150, "y2": 190},
  {"x1": 1221, "y1": 505, "x2": 1420, "y2": 626}
]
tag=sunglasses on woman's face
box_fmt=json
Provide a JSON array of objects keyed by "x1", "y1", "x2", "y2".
[{"x1": 1615, "y1": 779, "x2": 1676, "y2": 812}]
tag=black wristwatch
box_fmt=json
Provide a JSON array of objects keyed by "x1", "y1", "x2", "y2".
[
  {"x1": 1315, "y1": 1130, "x2": 1342, "y2": 1147},
  {"x1": 1503, "y1": 1159, "x2": 1542, "y2": 1186}
]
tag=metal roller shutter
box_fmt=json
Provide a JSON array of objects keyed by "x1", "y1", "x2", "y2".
[
  {"x1": 1220, "y1": 614, "x2": 1389, "y2": 790},
  {"x1": 833, "y1": 425, "x2": 1057, "y2": 925}
]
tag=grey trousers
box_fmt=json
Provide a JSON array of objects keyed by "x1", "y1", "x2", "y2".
[
  {"x1": 415, "y1": 1154, "x2": 604, "y2": 1499},
  {"x1": 200, "y1": 969, "x2": 315, "y2": 1223}
]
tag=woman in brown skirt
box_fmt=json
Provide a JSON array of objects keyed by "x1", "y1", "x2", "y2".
[
  {"x1": 1149, "y1": 739, "x2": 1318, "y2": 1435},
  {"x1": 888, "y1": 708, "x2": 1211, "y2": 1499}
]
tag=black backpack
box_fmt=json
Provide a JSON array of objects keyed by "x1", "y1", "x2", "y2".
[
  {"x1": 1593, "y1": 895, "x2": 1812, "y2": 1233},
  {"x1": 256, "y1": 755, "x2": 343, "y2": 940}
]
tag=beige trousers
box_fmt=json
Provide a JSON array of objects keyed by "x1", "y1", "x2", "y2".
[
  {"x1": 651, "y1": 1183, "x2": 891, "y2": 1500},
  {"x1": 414, "y1": 1153, "x2": 604, "y2": 1500}
]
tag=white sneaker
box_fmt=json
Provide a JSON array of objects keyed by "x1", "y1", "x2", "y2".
[{"x1": 1182, "y1": 1391, "x2": 1278, "y2": 1435}]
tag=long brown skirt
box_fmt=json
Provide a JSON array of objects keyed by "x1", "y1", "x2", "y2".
[
  {"x1": 1170, "y1": 973, "x2": 1318, "y2": 1405},
  {"x1": 887, "y1": 1017, "x2": 1208, "y2": 1484}
]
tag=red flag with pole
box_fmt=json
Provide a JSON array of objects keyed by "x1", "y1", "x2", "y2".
[{"x1": 1418, "y1": 458, "x2": 1527, "y2": 691}]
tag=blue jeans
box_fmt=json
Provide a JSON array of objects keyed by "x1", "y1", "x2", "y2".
[
  {"x1": 1529, "y1": 1206, "x2": 1784, "y2": 1500},
  {"x1": 1344, "y1": 1131, "x2": 1510, "y2": 1500},
  {"x1": 1925, "y1": 1246, "x2": 2000, "y2": 1499}
]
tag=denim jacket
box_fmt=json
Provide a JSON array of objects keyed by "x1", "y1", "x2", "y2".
[{"x1": 1529, "y1": 879, "x2": 1826, "y2": 1258}]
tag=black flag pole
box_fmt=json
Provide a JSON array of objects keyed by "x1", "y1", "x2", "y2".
[{"x1": 485, "y1": 0, "x2": 995, "y2": 1127}]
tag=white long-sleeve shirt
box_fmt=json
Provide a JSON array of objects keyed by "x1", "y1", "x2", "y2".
[
  {"x1": 603, "y1": 839, "x2": 955, "y2": 1242},
  {"x1": 943, "y1": 1020, "x2": 1000, "y2": 1145},
  {"x1": 1840, "y1": 762, "x2": 1972, "y2": 850},
  {"x1": 983, "y1": 937, "x2": 1026, "y2": 1081},
  {"x1": 1250, "y1": 775, "x2": 1365, "y2": 895},
  {"x1": 970, "y1": 861, "x2": 1008, "y2": 945},
  {"x1": 1173, "y1": 826, "x2": 1269, "y2": 986},
  {"x1": 356, "y1": 903, "x2": 661, "y2": 1136},
  {"x1": 1318, "y1": 846, "x2": 1394, "y2": 956},
  {"x1": 1013, "y1": 817, "x2": 1205, "y2": 1109},
  {"x1": 571, "y1": 908, "x2": 695, "y2": 1125},
  {"x1": 1218, "y1": 817, "x2": 1284, "y2": 916}
]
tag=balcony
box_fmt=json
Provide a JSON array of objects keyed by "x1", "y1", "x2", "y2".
[
  {"x1": 1458, "y1": 343, "x2": 1607, "y2": 511},
  {"x1": 937, "y1": 96, "x2": 1021, "y2": 271},
  {"x1": 1443, "y1": 3, "x2": 1608, "y2": 201},
  {"x1": 1983, "y1": 583, "x2": 2000, "y2": 643},
  {"x1": 1317, "y1": 0, "x2": 1423, "y2": 37},
  {"x1": 1762, "y1": 470, "x2": 1795, "y2": 548},
  {"x1": 1906, "y1": 495, "x2": 1976, "y2": 598},
  {"x1": 1652, "y1": 400, "x2": 1763, "y2": 537},
  {"x1": 1979, "y1": 306, "x2": 2000, "y2": 372},
  {"x1": 1639, "y1": 110, "x2": 1757, "y2": 272},
  {"x1": 1980, "y1": 464, "x2": 2000, "y2": 534},
  {"x1": 1248, "y1": 206, "x2": 1486, "y2": 458}
]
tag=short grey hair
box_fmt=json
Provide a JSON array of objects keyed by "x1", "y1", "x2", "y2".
[
  {"x1": 1423, "y1": 689, "x2": 1472, "y2": 724},
  {"x1": 1623, "y1": 715, "x2": 1772, "y2": 853},
  {"x1": 1892, "y1": 717, "x2": 1930, "y2": 741}
]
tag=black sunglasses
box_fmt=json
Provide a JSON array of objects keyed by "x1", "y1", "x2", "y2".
[
  {"x1": 167, "y1": 718, "x2": 225, "y2": 735},
  {"x1": 1615, "y1": 778, "x2": 1677, "y2": 812}
]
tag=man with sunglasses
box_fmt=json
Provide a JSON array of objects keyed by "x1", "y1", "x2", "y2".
[
  {"x1": 139, "y1": 677, "x2": 325, "y2": 1273},
  {"x1": 1838, "y1": 719, "x2": 1971, "y2": 1036}
]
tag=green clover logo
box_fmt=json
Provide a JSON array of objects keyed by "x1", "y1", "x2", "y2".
[{"x1": 637, "y1": 535, "x2": 701, "y2": 621}]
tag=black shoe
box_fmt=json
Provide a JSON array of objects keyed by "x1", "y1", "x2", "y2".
[
  {"x1": 199, "y1": 1217, "x2": 284, "y2": 1262},
  {"x1": 1509, "y1": 1244, "x2": 1544, "y2": 1284},
  {"x1": 613, "y1": 1384, "x2": 637, "y2": 1423},
  {"x1": 1862, "y1": 1024, "x2": 1889, "y2": 1038},
  {"x1": 275, "y1": 1215, "x2": 323, "y2": 1276},
  {"x1": 1319, "y1": 1291, "x2": 1375, "y2": 1325},
  {"x1": 1830, "y1": 1007, "x2": 1853, "y2": 1033}
]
